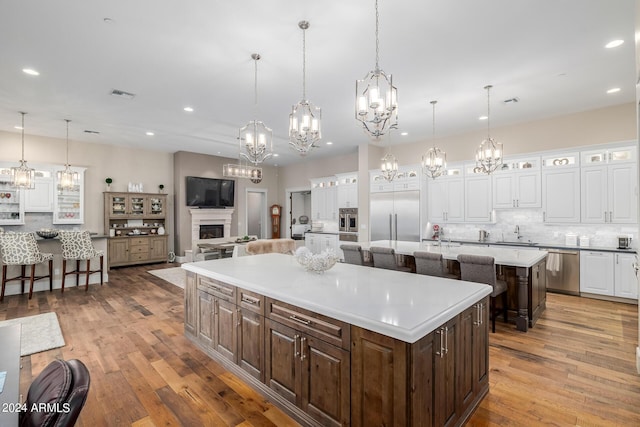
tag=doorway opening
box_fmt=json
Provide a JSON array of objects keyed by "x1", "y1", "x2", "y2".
[
  {"x1": 286, "y1": 187, "x2": 312, "y2": 240},
  {"x1": 246, "y1": 189, "x2": 267, "y2": 239}
]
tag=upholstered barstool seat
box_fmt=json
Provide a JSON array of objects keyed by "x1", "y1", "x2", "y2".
[
  {"x1": 245, "y1": 238, "x2": 296, "y2": 255},
  {"x1": 369, "y1": 247, "x2": 412, "y2": 272},
  {"x1": 340, "y1": 244, "x2": 373, "y2": 266},
  {"x1": 414, "y1": 251, "x2": 458, "y2": 279},
  {"x1": 457, "y1": 254, "x2": 508, "y2": 333},
  {"x1": 58, "y1": 230, "x2": 104, "y2": 292},
  {"x1": 0, "y1": 232, "x2": 53, "y2": 301}
]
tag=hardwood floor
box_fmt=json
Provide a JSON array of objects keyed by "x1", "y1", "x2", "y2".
[{"x1": 1, "y1": 263, "x2": 639, "y2": 426}]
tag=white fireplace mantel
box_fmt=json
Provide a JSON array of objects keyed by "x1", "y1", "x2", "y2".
[{"x1": 190, "y1": 208, "x2": 234, "y2": 252}]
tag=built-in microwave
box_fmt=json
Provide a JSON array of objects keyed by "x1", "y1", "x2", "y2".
[{"x1": 339, "y1": 208, "x2": 358, "y2": 233}]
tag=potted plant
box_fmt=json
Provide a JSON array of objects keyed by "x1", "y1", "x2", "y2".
[
  {"x1": 105, "y1": 177, "x2": 113, "y2": 191},
  {"x1": 158, "y1": 184, "x2": 164, "y2": 194}
]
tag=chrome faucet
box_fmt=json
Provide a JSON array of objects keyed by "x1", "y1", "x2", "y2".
[{"x1": 514, "y1": 225, "x2": 521, "y2": 240}]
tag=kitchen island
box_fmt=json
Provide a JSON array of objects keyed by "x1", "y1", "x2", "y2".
[
  {"x1": 183, "y1": 253, "x2": 493, "y2": 427},
  {"x1": 351, "y1": 240, "x2": 549, "y2": 332}
]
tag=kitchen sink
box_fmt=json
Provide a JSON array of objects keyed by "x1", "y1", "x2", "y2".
[{"x1": 493, "y1": 240, "x2": 538, "y2": 247}]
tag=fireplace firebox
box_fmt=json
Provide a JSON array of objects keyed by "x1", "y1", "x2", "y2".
[{"x1": 200, "y1": 224, "x2": 224, "y2": 239}]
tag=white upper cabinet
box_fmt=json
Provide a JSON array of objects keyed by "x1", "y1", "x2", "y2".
[
  {"x1": 0, "y1": 166, "x2": 25, "y2": 225},
  {"x1": 24, "y1": 169, "x2": 54, "y2": 212},
  {"x1": 310, "y1": 177, "x2": 337, "y2": 221},
  {"x1": 581, "y1": 146, "x2": 637, "y2": 224},
  {"x1": 464, "y1": 164, "x2": 493, "y2": 222},
  {"x1": 492, "y1": 157, "x2": 541, "y2": 209},
  {"x1": 336, "y1": 173, "x2": 358, "y2": 208},
  {"x1": 427, "y1": 164, "x2": 464, "y2": 223},
  {"x1": 541, "y1": 153, "x2": 581, "y2": 223},
  {"x1": 53, "y1": 166, "x2": 86, "y2": 224},
  {"x1": 370, "y1": 167, "x2": 420, "y2": 193}
]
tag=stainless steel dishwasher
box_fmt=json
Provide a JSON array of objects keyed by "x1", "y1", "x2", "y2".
[{"x1": 545, "y1": 249, "x2": 580, "y2": 295}]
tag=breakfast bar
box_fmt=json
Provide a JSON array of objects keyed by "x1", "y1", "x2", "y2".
[
  {"x1": 183, "y1": 253, "x2": 493, "y2": 427},
  {"x1": 351, "y1": 240, "x2": 549, "y2": 332}
]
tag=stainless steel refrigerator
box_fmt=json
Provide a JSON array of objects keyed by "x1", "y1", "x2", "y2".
[{"x1": 370, "y1": 190, "x2": 420, "y2": 241}]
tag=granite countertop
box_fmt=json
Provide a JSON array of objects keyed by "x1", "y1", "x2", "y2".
[
  {"x1": 422, "y1": 238, "x2": 636, "y2": 253},
  {"x1": 183, "y1": 253, "x2": 492, "y2": 343}
]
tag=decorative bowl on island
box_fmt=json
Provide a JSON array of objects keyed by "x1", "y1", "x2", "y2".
[
  {"x1": 295, "y1": 247, "x2": 339, "y2": 274},
  {"x1": 36, "y1": 229, "x2": 59, "y2": 239}
]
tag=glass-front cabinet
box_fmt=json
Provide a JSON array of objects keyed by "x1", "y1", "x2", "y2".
[
  {"x1": 147, "y1": 196, "x2": 165, "y2": 218},
  {"x1": 0, "y1": 168, "x2": 24, "y2": 225},
  {"x1": 53, "y1": 166, "x2": 86, "y2": 224}
]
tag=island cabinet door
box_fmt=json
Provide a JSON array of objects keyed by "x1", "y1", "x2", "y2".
[
  {"x1": 351, "y1": 326, "x2": 409, "y2": 427},
  {"x1": 265, "y1": 319, "x2": 302, "y2": 405},
  {"x1": 213, "y1": 298, "x2": 237, "y2": 363},
  {"x1": 184, "y1": 271, "x2": 197, "y2": 336},
  {"x1": 300, "y1": 335, "x2": 350, "y2": 427},
  {"x1": 197, "y1": 290, "x2": 214, "y2": 348},
  {"x1": 434, "y1": 317, "x2": 458, "y2": 427},
  {"x1": 237, "y1": 307, "x2": 264, "y2": 382}
]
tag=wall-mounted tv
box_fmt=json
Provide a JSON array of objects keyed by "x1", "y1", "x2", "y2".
[{"x1": 186, "y1": 176, "x2": 235, "y2": 208}]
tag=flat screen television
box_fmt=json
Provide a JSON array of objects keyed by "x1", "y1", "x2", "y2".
[{"x1": 186, "y1": 176, "x2": 235, "y2": 208}]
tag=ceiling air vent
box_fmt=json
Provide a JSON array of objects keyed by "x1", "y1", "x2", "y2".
[
  {"x1": 84, "y1": 130, "x2": 100, "y2": 135},
  {"x1": 110, "y1": 89, "x2": 136, "y2": 100},
  {"x1": 503, "y1": 97, "x2": 519, "y2": 104}
]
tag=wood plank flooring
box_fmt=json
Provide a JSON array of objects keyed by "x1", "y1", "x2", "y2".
[{"x1": 1, "y1": 263, "x2": 639, "y2": 426}]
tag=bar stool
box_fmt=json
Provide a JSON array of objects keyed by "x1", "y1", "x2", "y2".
[
  {"x1": 58, "y1": 230, "x2": 104, "y2": 292},
  {"x1": 457, "y1": 254, "x2": 508, "y2": 333},
  {"x1": 0, "y1": 232, "x2": 53, "y2": 301},
  {"x1": 340, "y1": 244, "x2": 373, "y2": 266},
  {"x1": 413, "y1": 251, "x2": 458, "y2": 279},
  {"x1": 369, "y1": 247, "x2": 412, "y2": 272}
]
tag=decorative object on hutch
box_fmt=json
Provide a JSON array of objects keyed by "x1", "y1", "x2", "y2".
[
  {"x1": 56, "y1": 119, "x2": 79, "y2": 190},
  {"x1": 422, "y1": 100, "x2": 447, "y2": 179},
  {"x1": 289, "y1": 20, "x2": 322, "y2": 156},
  {"x1": 239, "y1": 53, "x2": 273, "y2": 165},
  {"x1": 355, "y1": 0, "x2": 398, "y2": 139},
  {"x1": 10, "y1": 112, "x2": 35, "y2": 190},
  {"x1": 105, "y1": 178, "x2": 112, "y2": 191},
  {"x1": 475, "y1": 85, "x2": 503, "y2": 174},
  {"x1": 380, "y1": 130, "x2": 398, "y2": 182},
  {"x1": 158, "y1": 184, "x2": 164, "y2": 193},
  {"x1": 103, "y1": 192, "x2": 168, "y2": 268}
]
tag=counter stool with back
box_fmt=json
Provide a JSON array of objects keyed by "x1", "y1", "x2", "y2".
[
  {"x1": 58, "y1": 230, "x2": 104, "y2": 292},
  {"x1": 0, "y1": 231, "x2": 53, "y2": 302}
]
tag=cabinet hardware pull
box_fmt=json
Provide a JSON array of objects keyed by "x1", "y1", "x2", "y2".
[
  {"x1": 480, "y1": 303, "x2": 483, "y2": 325},
  {"x1": 289, "y1": 315, "x2": 311, "y2": 325},
  {"x1": 241, "y1": 296, "x2": 258, "y2": 305},
  {"x1": 300, "y1": 337, "x2": 307, "y2": 360},
  {"x1": 473, "y1": 304, "x2": 479, "y2": 326},
  {"x1": 236, "y1": 309, "x2": 241, "y2": 327},
  {"x1": 294, "y1": 334, "x2": 300, "y2": 357},
  {"x1": 444, "y1": 326, "x2": 449, "y2": 355},
  {"x1": 214, "y1": 299, "x2": 218, "y2": 316}
]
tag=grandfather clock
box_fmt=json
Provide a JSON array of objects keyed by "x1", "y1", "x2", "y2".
[{"x1": 270, "y1": 204, "x2": 282, "y2": 238}]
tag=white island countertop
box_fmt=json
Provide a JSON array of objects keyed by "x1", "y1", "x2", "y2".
[
  {"x1": 352, "y1": 240, "x2": 548, "y2": 268},
  {"x1": 183, "y1": 253, "x2": 492, "y2": 343}
]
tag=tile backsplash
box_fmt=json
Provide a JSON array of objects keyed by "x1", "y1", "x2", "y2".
[{"x1": 425, "y1": 210, "x2": 637, "y2": 249}]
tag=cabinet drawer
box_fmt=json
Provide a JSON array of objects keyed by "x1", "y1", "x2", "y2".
[
  {"x1": 129, "y1": 252, "x2": 149, "y2": 262},
  {"x1": 198, "y1": 276, "x2": 236, "y2": 302},
  {"x1": 267, "y1": 298, "x2": 350, "y2": 349},
  {"x1": 129, "y1": 244, "x2": 149, "y2": 254},
  {"x1": 129, "y1": 237, "x2": 149, "y2": 246},
  {"x1": 238, "y1": 289, "x2": 264, "y2": 315}
]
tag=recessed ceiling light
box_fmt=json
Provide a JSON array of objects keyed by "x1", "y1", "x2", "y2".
[
  {"x1": 607, "y1": 87, "x2": 621, "y2": 94},
  {"x1": 22, "y1": 68, "x2": 39, "y2": 76},
  {"x1": 146, "y1": 131, "x2": 155, "y2": 136},
  {"x1": 183, "y1": 106, "x2": 194, "y2": 112},
  {"x1": 273, "y1": 153, "x2": 279, "y2": 157},
  {"x1": 326, "y1": 141, "x2": 333, "y2": 145},
  {"x1": 479, "y1": 115, "x2": 488, "y2": 121},
  {"x1": 14, "y1": 125, "x2": 23, "y2": 130},
  {"x1": 605, "y1": 39, "x2": 624, "y2": 49},
  {"x1": 400, "y1": 132, "x2": 408, "y2": 136}
]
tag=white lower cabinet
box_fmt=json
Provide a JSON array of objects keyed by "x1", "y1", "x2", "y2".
[{"x1": 580, "y1": 250, "x2": 637, "y2": 299}]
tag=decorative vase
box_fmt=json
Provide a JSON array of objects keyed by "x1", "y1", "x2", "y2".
[{"x1": 157, "y1": 226, "x2": 165, "y2": 235}]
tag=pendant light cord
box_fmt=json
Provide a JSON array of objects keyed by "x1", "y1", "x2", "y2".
[
  {"x1": 20, "y1": 112, "x2": 26, "y2": 162},
  {"x1": 302, "y1": 25, "x2": 307, "y2": 100},
  {"x1": 65, "y1": 119, "x2": 71, "y2": 165},
  {"x1": 431, "y1": 100, "x2": 437, "y2": 148},
  {"x1": 485, "y1": 85, "x2": 492, "y2": 139},
  {"x1": 374, "y1": 0, "x2": 380, "y2": 71}
]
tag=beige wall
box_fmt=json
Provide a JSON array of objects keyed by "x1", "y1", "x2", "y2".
[
  {"x1": 0, "y1": 130, "x2": 174, "y2": 244},
  {"x1": 173, "y1": 151, "x2": 279, "y2": 256},
  {"x1": 387, "y1": 103, "x2": 636, "y2": 165}
]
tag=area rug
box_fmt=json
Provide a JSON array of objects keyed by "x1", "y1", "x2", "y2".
[
  {"x1": 0, "y1": 312, "x2": 65, "y2": 356},
  {"x1": 149, "y1": 267, "x2": 185, "y2": 289}
]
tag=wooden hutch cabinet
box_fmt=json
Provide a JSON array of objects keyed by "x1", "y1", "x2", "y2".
[{"x1": 103, "y1": 192, "x2": 168, "y2": 268}]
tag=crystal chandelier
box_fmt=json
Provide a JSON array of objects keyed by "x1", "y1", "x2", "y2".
[
  {"x1": 289, "y1": 20, "x2": 321, "y2": 156},
  {"x1": 57, "y1": 119, "x2": 79, "y2": 190},
  {"x1": 381, "y1": 130, "x2": 398, "y2": 181},
  {"x1": 422, "y1": 100, "x2": 447, "y2": 179},
  {"x1": 355, "y1": 0, "x2": 398, "y2": 139},
  {"x1": 475, "y1": 85, "x2": 503, "y2": 174},
  {"x1": 223, "y1": 161, "x2": 263, "y2": 184},
  {"x1": 10, "y1": 112, "x2": 35, "y2": 189},
  {"x1": 239, "y1": 53, "x2": 273, "y2": 165}
]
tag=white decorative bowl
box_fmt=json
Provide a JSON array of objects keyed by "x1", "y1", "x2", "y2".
[{"x1": 295, "y1": 247, "x2": 338, "y2": 274}]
